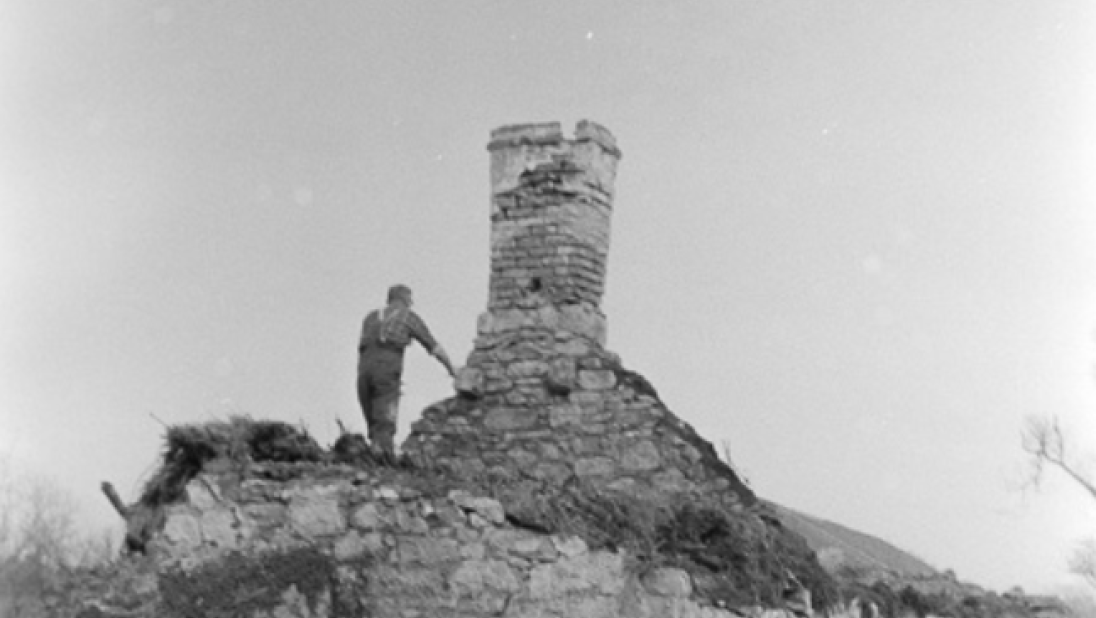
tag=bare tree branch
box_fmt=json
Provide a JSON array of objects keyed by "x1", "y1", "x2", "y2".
[
  {"x1": 100, "y1": 482, "x2": 129, "y2": 519},
  {"x1": 1022, "y1": 416, "x2": 1096, "y2": 502},
  {"x1": 1022, "y1": 415, "x2": 1096, "y2": 589},
  {"x1": 1070, "y1": 539, "x2": 1096, "y2": 590}
]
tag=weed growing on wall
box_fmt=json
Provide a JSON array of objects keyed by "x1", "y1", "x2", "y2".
[{"x1": 159, "y1": 546, "x2": 335, "y2": 617}]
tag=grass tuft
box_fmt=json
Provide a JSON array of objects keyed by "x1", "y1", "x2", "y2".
[{"x1": 139, "y1": 417, "x2": 322, "y2": 507}]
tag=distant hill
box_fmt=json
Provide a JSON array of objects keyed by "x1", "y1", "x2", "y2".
[{"x1": 767, "y1": 501, "x2": 938, "y2": 577}]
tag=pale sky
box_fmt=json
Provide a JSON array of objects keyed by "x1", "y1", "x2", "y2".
[{"x1": 2, "y1": 0, "x2": 1095, "y2": 593}]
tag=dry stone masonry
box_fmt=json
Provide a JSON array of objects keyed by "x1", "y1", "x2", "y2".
[
  {"x1": 147, "y1": 466, "x2": 758, "y2": 618},
  {"x1": 404, "y1": 121, "x2": 754, "y2": 509}
]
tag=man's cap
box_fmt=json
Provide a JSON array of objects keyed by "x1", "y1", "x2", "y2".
[{"x1": 387, "y1": 284, "x2": 413, "y2": 303}]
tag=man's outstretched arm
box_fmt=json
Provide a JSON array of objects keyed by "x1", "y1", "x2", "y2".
[
  {"x1": 406, "y1": 311, "x2": 456, "y2": 377},
  {"x1": 432, "y1": 345, "x2": 456, "y2": 378}
]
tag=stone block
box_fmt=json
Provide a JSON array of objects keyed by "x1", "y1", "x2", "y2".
[
  {"x1": 351, "y1": 503, "x2": 383, "y2": 530},
  {"x1": 575, "y1": 457, "x2": 617, "y2": 478},
  {"x1": 509, "y1": 596, "x2": 619, "y2": 618},
  {"x1": 578, "y1": 356, "x2": 604, "y2": 369},
  {"x1": 444, "y1": 458, "x2": 488, "y2": 479},
  {"x1": 628, "y1": 596, "x2": 738, "y2": 618},
  {"x1": 606, "y1": 478, "x2": 638, "y2": 493},
  {"x1": 652, "y1": 469, "x2": 690, "y2": 493},
  {"x1": 504, "y1": 390, "x2": 529, "y2": 405},
  {"x1": 571, "y1": 391, "x2": 604, "y2": 405},
  {"x1": 375, "y1": 486, "x2": 400, "y2": 501},
  {"x1": 507, "y1": 448, "x2": 538, "y2": 469},
  {"x1": 361, "y1": 532, "x2": 386, "y2": 555},
  {"x1": 528, "y1": 551, "x2": 624, "y2": 598},
  {"x1": 449, "y1": 559, "x2": 521, "y2": 595},
  {"x1": 548, "y1": 403, "x2": 583, "y2": 428},
  {"x1": 514, "y1": 341, "x2": 550, "y2": 360},
  {"x1": 480, "y1": 308, "x2": 529, "y2": 333},
  {"x1": 575, "y1": 119, "x2": 618, "y2": 152},
  {"x1": 484, "y1": 408, "x2": 539, "y2": 431},
  {"x1": 185, "y1": 477, "x2": 223, "y2": 509},
  {"x1": 544, "y1": 357, "x2": 577, "y2": 394},
  {"x1": 484, "y1": 528, "x2": 534, "y2": 554},
  {"x1": 468, "y1": 512, "x2": 491, "y2": 529},
  {"x1": 534, "y1": 304, "x2": 561, "y2": 329},
  {"x1": 239, "y1": 478, "x2": 281, "y2": 500},
  {"x1": 571, "y1": 436, "x2": 602, "y2": 454},
  {"x1": 161, "y1": 510, "x2": 202, "y2": 550},
  {"x1": 333, "y1": 531, "x2": 371, "y2": 561},
  {"x1": 581, "y1": 422, "x2": 609, "y2": 434},
  {"x1": 512, "y1": 537, "x2": 558, "y2": 561},
  {"x1": 200, "y1": 508, "x2": 238, "y2": 548},
  {"x1": 578, "y1": 369, "x2": 617, "y2": 390},
  {"x1": 680, "y1": 444, "x2": 703, "y2": 463},
  {"x1": 367, "y1": 565, "x2": 446, "y2": 596},
  {"x1": 557, "y1": 304, "x2": 607, "y2": 345},
  {"x1": 394, "y1": 510, "x2": 430, "y2": 535},
  {"x1": 396, "y1": 536, "x2": 461, "y2": 564},
  {"x1": 556, "y1": 338, "x2": 591, "y2": 356},
  {"x1": 243, "y1": 503, "x2": 287, "y2": 528},
  {"x1": 449, "y1": 492, "x2": 506, "y2": 525},
  {"x1": 642, "y1": 567, "x2": 693, "y2": 597},
  {"x1": 552, "y1": 535, "x2": 588, "y2": 557},
  {"x1": 483, "y1": 376, "x2": 515, "y2": 393},
  {"x1": 621, "y1": 440, "x2": 662, "y2": 471},
  {"x1": 531, "y1": 461, "x2": 573, "y2": 484},
  {"x1": 454, "y1": 367, "x2": 483, "y2": 397},
  {"x1": 508, "y1": 360, "x2": 548, "y2": 378},
  {"x1": 288, "y1": 494, "x2": 346, "y2": 538},
  {"x1": 460, "y1": 541, "x2": 487, "y2": 560}
]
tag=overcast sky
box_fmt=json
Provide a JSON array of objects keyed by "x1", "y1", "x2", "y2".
[{"x1": 2, "y1": 0, "x2": 1094, "y2": 593}]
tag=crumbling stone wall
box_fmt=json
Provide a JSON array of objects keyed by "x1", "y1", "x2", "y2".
[
  {"x1": 35, "y1": 459, "x2": 1057, "y2": 618},
  {"x1": 35, "y1": 463, "x2": 813, "y2": 618},
  {"x1": 145, "y1": 465, "x2": 782, "y2": 618},
  {"x1": 404, "y1": 121, "x2": 754, "y2": 509}
]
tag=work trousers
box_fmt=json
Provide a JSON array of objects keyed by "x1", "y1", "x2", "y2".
[{"x1": 356, "y1": 349, "x2": 403, "y2": 455}]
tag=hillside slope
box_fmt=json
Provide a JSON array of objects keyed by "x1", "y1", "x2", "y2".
[{"x1": 767, "y1": 501, "x2": 937, "y2": 577}]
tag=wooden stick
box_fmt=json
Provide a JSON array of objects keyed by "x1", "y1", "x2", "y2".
[{"x1": 100, "y1": 481, "x2": 129, "y2": 519}]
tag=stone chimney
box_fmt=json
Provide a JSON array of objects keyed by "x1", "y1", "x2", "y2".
[
  {"x1": 479, "y1": 120, "x2": 620, "y2": 346},
  {"x1": 405, "y1": 121, "x2": 754, "y2": 510}
]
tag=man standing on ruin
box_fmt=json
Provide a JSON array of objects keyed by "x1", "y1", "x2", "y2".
[{"x1": 357, "y1": 284, "x2": 455, "y2": 461}]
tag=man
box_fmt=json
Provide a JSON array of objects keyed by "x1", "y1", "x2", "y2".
[{"x1": 357, "y1": 284, "x2": 455, "y2": 460}]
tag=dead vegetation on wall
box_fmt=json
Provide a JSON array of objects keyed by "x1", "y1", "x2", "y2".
[{"x1": 138, "y1": 417, "x2": 324, "y2": 508}]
